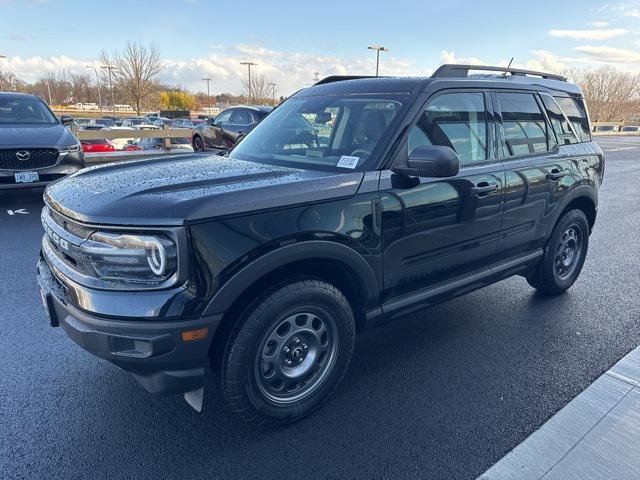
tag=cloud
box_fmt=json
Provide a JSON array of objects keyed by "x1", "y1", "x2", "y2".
[
  {"x1": 440, "y1": 51, "x2": 487, "y2": 66},
  {"x1": 609, "y1": 2, "x2": 640, "y2": 17},
  {"x1": 549, "y1": 28, "x2": 628, "y2": 40},
  {"x1": 573, "y1": 45, "x2": 640, "y2": 63},
  {"x1": 589, "y1": 21, "x2": 609, "y2": 27}
]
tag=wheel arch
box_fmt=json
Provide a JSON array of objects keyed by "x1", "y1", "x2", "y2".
[
  {"x1": 205, "y1": 241, "x2": 380, "y2": 364},
  {"x1": 562, "y1": 189, "x2": 597, "y2": 233}
]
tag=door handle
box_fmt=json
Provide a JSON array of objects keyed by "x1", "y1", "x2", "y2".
[
  {"x1": 546, "y1": 169, "x2": 568, "y2": 181},
  {"x1": 471, "y1": 182, "x2": 498, "y2": 196}
]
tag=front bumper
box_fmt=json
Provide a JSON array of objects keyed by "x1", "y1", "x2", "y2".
[
  {"x1": 0, "y1": 152, "x2": 84, "y2": 190},
  {"x1": 36, "y1": 257, "x2": 222, "y2": 395}
]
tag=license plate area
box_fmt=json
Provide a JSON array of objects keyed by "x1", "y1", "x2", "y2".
[{"x1": 15, "y1": 171, "x2": 39, "y2": 183}]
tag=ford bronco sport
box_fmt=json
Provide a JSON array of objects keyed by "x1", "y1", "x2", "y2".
[{"x1": 37, "y1": 64, "x2": 604, "y2": 425}]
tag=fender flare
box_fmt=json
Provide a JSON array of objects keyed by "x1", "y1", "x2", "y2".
[{"x1": 203, "y1": 240, "x2": 380, "y2": 316}]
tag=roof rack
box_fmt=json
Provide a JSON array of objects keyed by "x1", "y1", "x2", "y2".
[
  {"x1": 431, "y1": 64, "x2": 567, "y2": 82},
  {"x1": 314, "y1": 75, "x2": 378, "y2": 86}
]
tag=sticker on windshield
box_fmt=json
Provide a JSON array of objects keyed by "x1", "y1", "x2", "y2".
[{"x1": 337, "y1": 156, "x2": 360, "y2": 169}]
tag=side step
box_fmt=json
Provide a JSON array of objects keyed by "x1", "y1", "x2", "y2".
[{"x1": 382, "y1": 249, "x2": 543, "y2": 318}]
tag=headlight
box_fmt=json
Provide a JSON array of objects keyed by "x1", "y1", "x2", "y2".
[
  {"x1": 79, "y1": 232, "x2": 177, "y2": 288},
  {"x1": 60, "y1": 143, "x2": 81, "y2": 154}
]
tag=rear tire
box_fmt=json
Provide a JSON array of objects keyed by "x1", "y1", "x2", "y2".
[
  {"x1": 527, "y1": 209, "x2": 589, "y2": 295},
  {"x1": 220, "y1": 279, "x2": 356, "y2": 426}
]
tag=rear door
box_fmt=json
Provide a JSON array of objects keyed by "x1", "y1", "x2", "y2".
[
  {"x1": 380, "y1": 90, "x2": 505, "y2": 305},
  {"x1": 495, "y1": 91, "x2": 575, "y2": 256},
  {"x1": 227, "y1": 108, "x2": 255, "y2": 135}
]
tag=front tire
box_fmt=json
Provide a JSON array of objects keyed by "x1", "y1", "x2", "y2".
[
  {"x1": 193, "y1": 135, "x2": 205, "y2": 152},
  {"x1": 220, "y1": 279, "x2": 356, "y2": 425},
  {"x1": 527, "y1": 209, "x2": 590, "y2": 295}
]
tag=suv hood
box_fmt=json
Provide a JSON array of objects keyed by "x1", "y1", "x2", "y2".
[
  {"x1": 44, "y1": 154, "x2": 365, "y2": 226},
  {"x1": 0, "y1": 123, "x2": 76, "y2": 148}
]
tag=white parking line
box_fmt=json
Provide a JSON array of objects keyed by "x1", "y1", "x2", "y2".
[{"x1": 6, "y1": 209, "x2": 29, "y2": 215}]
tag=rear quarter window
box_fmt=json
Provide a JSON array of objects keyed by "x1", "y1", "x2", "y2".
[{"x1": 554, "y1": 96, "x2": 591, "y2": 142}]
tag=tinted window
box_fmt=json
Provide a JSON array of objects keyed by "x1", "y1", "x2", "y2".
[
  {"x1": 541, "y1": 93, "x2": 577, "y2": 145},
  {"x1": 0, "y1": 97, "x2": 58, "y2": 125},
  {"x1": 408, "y1": 92, "x2": 488, "y2": 166},
  {"x1": 232, "y1": 109, "x2": 253, "y2": 125},
  {"x1": 555, "y1": 97, "x2": 591, "y2": 142},
  {"x1": 498, "y1": 93, "x2": 549, "y2": 157}
]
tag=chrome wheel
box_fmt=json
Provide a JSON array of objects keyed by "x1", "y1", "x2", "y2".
[
  {"x1": 554, "y1": 225, "x2": 583, "y2": 280},
  {"x1": 255, "y1": 311, "x2": 338, "y2": 404}
]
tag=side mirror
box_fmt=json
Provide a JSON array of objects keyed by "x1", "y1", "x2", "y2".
[
  {"x1": 60, "y1": 115, "x2": 74, "y2": 126},
  {"x1": 392, "y1": 145, "x2": 460, "y2": 178}
]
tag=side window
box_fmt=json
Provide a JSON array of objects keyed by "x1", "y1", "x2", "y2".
[
  {"x1": 540, "y1": 93, "x2": 578, "y2": 145},
  {"x1": 214, "y1": 110, "x2": 233, "y2": 124},
  {"x1": 497, "y1": 92, "x2": 549, "y2": 157},
  {"x1": 408, "y1": 92, "x2": 488, "y2": 166},
  {"x1": 555, "y1": 97, "x2": 591, "y2": 143},
  {"x1": 232, "y1": 109, "x2": 253, "y2": 125}
]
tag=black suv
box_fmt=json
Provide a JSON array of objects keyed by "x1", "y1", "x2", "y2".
[
  {"x1": 37, "y1": 65, "x2": 604, "y2": 425},
  {"x1": 0, "y1": 93, "x2": 84, "y2": 189}
]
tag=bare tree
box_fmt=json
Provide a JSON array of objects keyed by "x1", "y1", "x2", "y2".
[
  {"x1": 242, "y1": 74, "x2": 274, "y2": 105},
  {"x1": 568, "y1": 67, "x2": 640, "y2": 122},
  {"x1": 101, "y1": 42, "x2": 162, "y2": 114}
]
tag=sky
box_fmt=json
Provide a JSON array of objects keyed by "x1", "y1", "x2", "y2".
[{"x1": 1, "y1": 0, "x2": 640, "y2": 97}]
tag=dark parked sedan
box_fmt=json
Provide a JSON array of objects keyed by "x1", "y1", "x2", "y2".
[
  {"x1": 0, "y1": 92, "x2": 84, "y2": 189},
  {"x1": 191, "y1": 106, "x2": 272, "y2": 151}
]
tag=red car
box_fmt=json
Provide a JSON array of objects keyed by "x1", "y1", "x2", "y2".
[{"x1": 81, "y1": 139, "x2": 115, "y2": 153}]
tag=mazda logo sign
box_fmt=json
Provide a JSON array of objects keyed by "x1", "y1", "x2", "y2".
[{"x1": 16, "y1": 151, "x2": 31, "y2": 161}]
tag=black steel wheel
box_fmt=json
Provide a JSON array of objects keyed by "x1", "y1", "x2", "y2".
[
  {"x1": 527, "y1": 209, "x2": 590, "y2": 295},
  {"x1": 255, "y1": 310, "x2": 338, "y2": 404},
  {"x1": 220, "y1": 279, "x2": 355, "y2": 425}
]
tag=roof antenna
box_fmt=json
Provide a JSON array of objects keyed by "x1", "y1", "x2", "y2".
[{"x1": 502, "y1": 58, "x2": 514, "y2": 77}]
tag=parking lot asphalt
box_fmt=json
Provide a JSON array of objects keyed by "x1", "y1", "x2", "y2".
[{"x1": 1, "y1": 137, "x2": 639, "y2": 480}]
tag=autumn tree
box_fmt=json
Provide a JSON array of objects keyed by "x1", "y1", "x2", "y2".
[{"x1": 160, "y1": 90, "x2": 196, "y2": 110}]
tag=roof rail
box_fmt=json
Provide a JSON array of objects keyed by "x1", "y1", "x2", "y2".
[
  {"x1": 314, "y1": 75, "x2": 378, "y2": 86},
  {"x1": 431, "y1": 64, "x2": 567, "y2": 82}
]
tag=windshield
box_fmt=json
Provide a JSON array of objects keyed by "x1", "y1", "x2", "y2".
[
  {"x1": 0, "y1": 97, "x2": 58, "y2": 125},
  {"x1": 231, "y1": 94, "x2": 406, "y2": 171}
]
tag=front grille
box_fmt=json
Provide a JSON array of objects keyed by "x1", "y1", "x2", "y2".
[
  {"x1": 48, "y1": 207, "x2": 94, "y2": 239},
  {"x1": 0, "y1": 148, "x2": 59, "y2": 170}
]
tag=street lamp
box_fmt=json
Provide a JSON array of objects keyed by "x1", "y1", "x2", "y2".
[
  {"x1": 101, "y1": 64, "x2": 118, "y2": 116},
  {"x1": 86, "y1": 65, "x2": 103, "y2": 116},
  {"x1": 268, "y1": 82, "x2": 277, "y2": 106},
  {"x1": 202, "y1": 77, "x2": 212, "y2": 114},
  {"x1": 240, "y1": 61, "x2": 257, "y2": 104},
  {"x1": 367, "y1": 45, "x2": 390, "y2": 77}
]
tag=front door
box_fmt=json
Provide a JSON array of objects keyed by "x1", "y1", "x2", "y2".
[{"x1": 380, "y1": 90, "x2": 505, "y2": 306}]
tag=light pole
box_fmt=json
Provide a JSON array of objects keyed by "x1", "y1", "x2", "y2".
[
  {"x1": 367, "y1": 45, "x2": 390, "y2": 77},
  {"x1": 268, "y1": 82, "x2": 277, "y2": 106},
  {"x1": 101, "y1": 64, "x2": 118, "y2": 116},
  {"x1": 202, "y1": 77, "x2": 212, "y2": 114},
  {"x1": 45, "y1": 77, "x2": 53, "y2": 105},
  {"x1": 86, "y1": 65, "x2": 103, "y2": 117},
  {"x1": 0, "y1": 55, "x2": 6, "y2": 91},
  {"x1": 240, "y1": 61, "x2": 257, "y2": 104}
]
